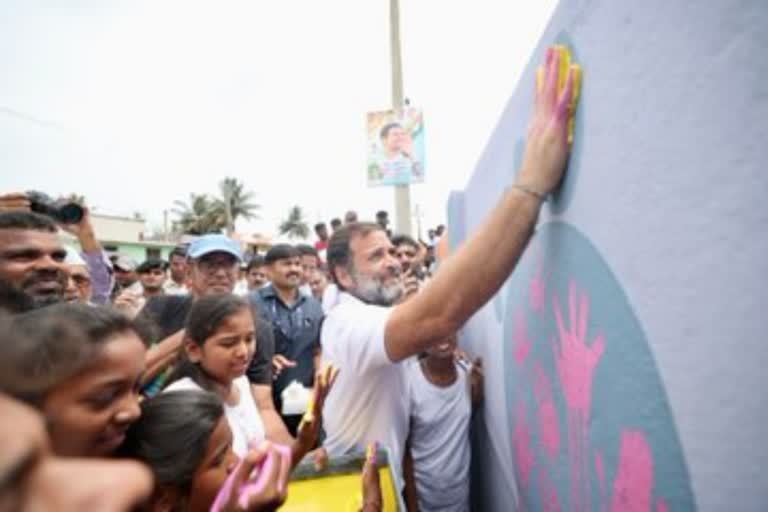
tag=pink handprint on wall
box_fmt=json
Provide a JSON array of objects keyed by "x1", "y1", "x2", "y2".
[
  {"x1": 534, "y1": 363, "x2": 560, "y2": 460},
  {"x1": 552, "y1": 280, "x2": 605, "y2": 512},
  {"x1": 538, "y1": 466, "x2": 563, "y2": 512},
  {"x1": 610, "y1": 430, "x2": 654, "y2": 512},
  {"x1": 513, "y1": 309, "x2": 533, "y2": 365},
  {"x1": 512, "y1": 402, "x2": 535, "y2": 490}
]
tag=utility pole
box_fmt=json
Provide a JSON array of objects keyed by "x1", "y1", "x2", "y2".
[{"x1": 390, "y1": 0, "x2": 413, "y2": 236}]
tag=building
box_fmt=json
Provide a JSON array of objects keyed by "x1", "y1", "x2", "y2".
[{"x1": 65, "y1": 213, "x2": 177, "y2": 261}]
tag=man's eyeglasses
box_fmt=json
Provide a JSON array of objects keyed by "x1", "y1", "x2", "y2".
[
  {"x1": 196, "y1": 256, "x2": 238, "y2": 274},
  {"x1": 71, "y1": 274, "x2": 91, "y2": 285}
]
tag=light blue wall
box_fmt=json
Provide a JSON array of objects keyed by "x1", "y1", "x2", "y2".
[{"x1": 452, "y1": 2, "x2": 768, "y2": 511}]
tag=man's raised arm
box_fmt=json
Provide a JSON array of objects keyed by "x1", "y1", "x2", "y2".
[{"x1": 385, "y1": 46, "x2": 579, "y2": 362}]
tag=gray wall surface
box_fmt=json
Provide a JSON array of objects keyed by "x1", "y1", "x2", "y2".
[{"x1": 449, "y1": 1, "x2": 768, "y2": 511}]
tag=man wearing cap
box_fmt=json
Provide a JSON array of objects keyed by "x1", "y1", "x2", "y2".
[
  {"x1": 251, "y1": 244, "x2": 324, "y2": 436},
  {"x1": 62, "y1": 248, "x2": 93, "y2": 304},
  {"x1": 138, "y1": 234, "x2": 293, "y2": 443},
  {"x1": 115, "y1": 259, "x2": 168, "y2": 318},
  {"x1": 111, "y1": 255, "x2": 141, "y2": 299}
]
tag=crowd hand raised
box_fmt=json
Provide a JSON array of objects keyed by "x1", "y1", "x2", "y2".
[
  {"x1": 218, "y1": 443, "x2": 290, "y2": 512},
  {"x1": 113, "y1": 290, "x2": 143, "y2": 318},
  {"x1": 271, "y1": 355, "x2": 297, "y2": 378},
  {"x1": 360, "y1": 443, "x2": 383, "y2": 512},
  {"x1": 516, "y1": 45, "x2": 581, "y2": 196},
  {"x1": 0, "y1": 192, "x2": 32, "y2": 212},
  {"x1": 293, "y1": 364, "x2": 339, "y2": 467},
  {"x1": 399, "y1": 270, "x2": 420, "y2": 303}
]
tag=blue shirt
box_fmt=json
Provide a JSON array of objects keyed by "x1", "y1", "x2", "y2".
[{"x1": 250, "y1": 285, "x2": 324, "y2": 398}]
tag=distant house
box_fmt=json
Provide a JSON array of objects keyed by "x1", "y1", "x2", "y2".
[{"x1": 64, "y1": 213, "x2": 178, "y2": 262}]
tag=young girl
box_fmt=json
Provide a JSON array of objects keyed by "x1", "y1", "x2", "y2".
[
  {"x1": 123, "y1": 387, "x2": 374, "y2": 512},
  {"x1": 163, "y1": 294, "x2": 266, "y2": 457},
  {"x1": 0, "y1": 303, "x2": 148, "y2": 457},
  {"x1": 121, "y1": 389, "x2": 289, "y2": 512}
]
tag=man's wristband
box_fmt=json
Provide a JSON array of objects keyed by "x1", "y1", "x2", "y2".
[{"x1": 511, "y1": 184, "x2": 547, "y2": 202}]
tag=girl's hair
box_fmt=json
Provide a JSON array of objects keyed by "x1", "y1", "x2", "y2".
[
  {"x1": 120, "y1": 389, "x2": 224, "y2": 491},
  {"x1": 0, "y1": 304, "x2": 150, "y2": 404},
  {"x1": 166, "y1": 294, "x2": 253, "y2": 391}
]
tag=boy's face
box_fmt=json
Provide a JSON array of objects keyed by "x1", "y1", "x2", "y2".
[{"x1": 426, "y1": 333, "x2": 457, "y2": 360}]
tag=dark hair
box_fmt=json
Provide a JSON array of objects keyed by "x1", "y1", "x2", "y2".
[
  {"x1": 136, "y1": 259, "x2": 168, "y2": 274},
  {"x1": 330, "y1": 218, "x2": 342, "y2": 228},
  {"x1": 295, "y1": 244, "x2": 318, "y2": 258},
  {"x1": 120, "y1": 390, "x2": 224, "y2": 491},
  {"x1": 391, "y1": 234, "x2": 418, "y2": 250},
  {"x1": 375, "y1": 210, "x2": 388, "y2": 219},
  {"x1": 166, "y1": 294, "x2": 252, "y2": 392},
  {"x1": 379, "y1": 122, "x2": 402, "y2": 140},
  {"x1": 326, "y1": 222, "x2": 383, "y2": 289},
  {"x1": 170, "y1": 246, "x2": 187, "y2": 260},
  {"x1": 264, "y1": 244, "x2": 301, "y2": 264},
  {"x1": 313, "y1": 222, "x2": 326, "y2": 232},
  {"x1": 246, "y1": 254, "x2": 265, "y2": 272},
  {"x1": 0, "y1": 211, "x2": 58, "y2": 232},
  {"x1": 0, "y1": 304, "x2": 150, "y2": 404}
]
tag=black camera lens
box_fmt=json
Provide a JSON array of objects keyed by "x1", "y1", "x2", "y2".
[
  {"x1": 56, "y1": 203, "x2": 84, "y2": 224},
  {"x1": 26, "y1": 190, "x2": 83, "y2": 224}
]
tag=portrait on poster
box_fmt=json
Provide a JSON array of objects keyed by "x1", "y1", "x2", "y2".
[{"x1": 366, "y1": 107, "x2": 425, "y2": 187}]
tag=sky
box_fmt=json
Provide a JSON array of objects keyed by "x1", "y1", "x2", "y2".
[{"x1": 0, "y1": 1, "x2": 556, "y2": 241}]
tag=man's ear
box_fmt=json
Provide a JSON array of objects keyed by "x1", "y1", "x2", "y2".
[{"x1": 333, "y1": 265, "x2": 354, "y2": 291}]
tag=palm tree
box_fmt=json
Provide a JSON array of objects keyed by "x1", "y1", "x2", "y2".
[
  {"x1": 172, "y1": 193, "x2": 224, "y2": 235},
  {"x1": 215, "y1": 177, "x2": 260, "y2": 235},
  {"x1": 279, "y1": 206, "x2": 309, "y2": 240}
]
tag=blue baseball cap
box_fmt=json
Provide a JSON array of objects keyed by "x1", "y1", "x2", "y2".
[{"x1": 187, "y1": 234, "x2": 243, "y2": 262}]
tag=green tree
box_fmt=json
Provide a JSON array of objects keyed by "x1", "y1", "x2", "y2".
[
  {"x1": 278, "y1": 206, "x2": 309, "y2": 240},
  {"x1": 171, "y1": 193, "x2": 224, "y2": 235},
  {"x1": 215, "y1": 177, "x2": 260, "y2": 235}
]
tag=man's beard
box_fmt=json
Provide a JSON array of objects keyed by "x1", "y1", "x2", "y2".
[
  {"x1": 19, "y1": 270, "x2": 67, "y2": 310},
  {"x1": 0, "y1": 279, "x2": 35, "y2": 313},
  {"x1": 349, "y1": 267, "x2": 402, "y2": 307}
]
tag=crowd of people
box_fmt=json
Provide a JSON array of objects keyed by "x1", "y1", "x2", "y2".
[{"x1": 0, "y1": 46, "x2": 577, "y2": 511}]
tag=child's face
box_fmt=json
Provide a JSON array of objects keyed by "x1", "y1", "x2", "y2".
[
  {"x1": 426, "y1": 333, "x2": 458, "y2": 360},
  {"x1": 42, "y1": 332, "x2": 146, "y2": 457},
  {"x1": 190, "y1": 308, "x2": 256, "y2": 385},
  {"x1": 186, "y1": 417, "x2": 239, "y2": 512}
]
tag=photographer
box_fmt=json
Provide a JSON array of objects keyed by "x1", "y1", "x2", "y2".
[{"x1": 0, "y1": 192, "x2": 113, "y2": 309}]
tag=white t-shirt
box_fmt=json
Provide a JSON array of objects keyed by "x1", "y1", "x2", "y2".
[
  {"x1": 407, "y1": 360, "x2": 471, "y2": 512},
  {"x1": 320, "y1": 292, "x2": 410, "y2": 486},
  {"x1": 164, "y1": 375, "x2": 265, "y2": 457}
]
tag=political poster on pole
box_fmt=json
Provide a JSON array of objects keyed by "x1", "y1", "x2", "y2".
[{"x1": 366, "y1": 106, "x2": 425, "y2": 187}]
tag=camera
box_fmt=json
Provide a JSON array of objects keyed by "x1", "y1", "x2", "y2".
[{"x1": 26, "y1": 191, "x2": 84, "y2": 224}]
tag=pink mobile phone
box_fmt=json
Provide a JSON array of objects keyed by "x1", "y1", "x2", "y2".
[{"x1": 210, "y1": 443, "x2": 292, "y2": 512}]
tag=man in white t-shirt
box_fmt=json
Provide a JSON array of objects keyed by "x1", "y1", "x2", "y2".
[{"x1": 321, "y1": 47, "x2": 579, "y2": 494}]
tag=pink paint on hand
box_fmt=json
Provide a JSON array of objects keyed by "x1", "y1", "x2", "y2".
[
  {"x1": 512, "y1": 402, "x2": 535, "y2": 489},
  {"x1": 534, "y1": 363, "x2": 560, "y2": 460},
  {"x1": 656, "y1": 498, "x2": 669, "y2": 512},
  {"x1": 610, "y1": 430, "x2": 654, "y2": 512},
  {"x1": 210, "y1": 443, "x2": 292, "y2": 512},
  {"x1": 513, "y1": 309, "x2": 532, "y2": 365}
]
